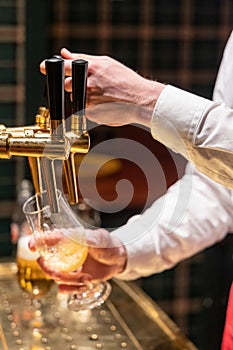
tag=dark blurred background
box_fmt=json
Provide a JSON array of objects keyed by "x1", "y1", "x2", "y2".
[{"x1": 0, "y1": 1, "x2": 233, "y2": 349}]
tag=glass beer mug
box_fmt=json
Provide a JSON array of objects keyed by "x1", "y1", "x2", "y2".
[
  {"x1": 23, "y1": 189, "x2": 111, "y2": 311},
  {"x1": 15, "y1": 188, "x2": 55, "y2": 329},
  {"x1": 16, "y1": 234, "x2": 54, "y2": 297},
  {"x1": 14, "y1": 180, "x2": 54, "y2": 297}
]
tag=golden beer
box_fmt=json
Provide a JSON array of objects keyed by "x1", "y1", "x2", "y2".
[
  {"x1": 16, "y1": 235, "x2": 54, "y2": 297},
  {"x1": 37, "y1": 228, "x2": 89, "y2": 273}
]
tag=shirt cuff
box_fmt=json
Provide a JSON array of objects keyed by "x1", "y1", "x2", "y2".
[
  {"x1": 151, "y1": 85, "x2": 212, "y2": 161},
  {"x1": 110, "y1": 202, "x2": 166, "y2": 280},
  {"x1": 110, "y1": 213, "x2": 154, "y2": 280}
]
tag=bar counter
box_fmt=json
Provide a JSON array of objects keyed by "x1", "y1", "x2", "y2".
[{"x1": 0, "y1": 261, "x2": 198, "y2": 350}]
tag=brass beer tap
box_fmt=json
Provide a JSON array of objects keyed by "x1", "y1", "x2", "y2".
[{"x1": 0, "y1": 57, "x2": 90, "y2": 212}]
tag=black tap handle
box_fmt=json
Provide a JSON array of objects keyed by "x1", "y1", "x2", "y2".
[
  {"x1": 52, "y1": 54, "x2": 72, "y2": 119},
  {"x1": 45, "y1": 57, "x2": 64, "y2": 121},
  {"x1": 41, "y1": 54, "x2": 61, "y2": 109},
  {"x1": 72, "y1": 59, "x2": 88, "y2": 114},
  {"x1": 40, "y1": 83, "x2": 48, "y2": 108}
]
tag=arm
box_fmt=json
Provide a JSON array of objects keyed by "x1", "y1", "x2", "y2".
[
  {"x1": 34, "y1": 164, "x2": 233, "y2": 284},
  {"x1": 152, "y1": 31, "x2": 233, "y2": 189},
  {"x1": 40, "y1": 48, "x2": 165, "y2": 128},
  {"x1": 151, "y1": 85, "x2": 233, "y2": 189},
  {"x1": 112, "y1": 163, "x2": 233, "y2": 280}
]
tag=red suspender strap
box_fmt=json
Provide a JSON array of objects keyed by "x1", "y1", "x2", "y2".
[{"x1": 221, "y1": 283, "x2": 233, "y2": 350}]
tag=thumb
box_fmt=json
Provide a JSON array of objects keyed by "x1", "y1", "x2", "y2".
[
  {"x1": 85, "y1": 229, "x2": 127, "y2": 267},
  {"x1": 86, "y1": 228, "x2": 117, "y2": 249}
]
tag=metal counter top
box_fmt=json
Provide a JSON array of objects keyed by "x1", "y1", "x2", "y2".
[{"x1": 0, "y1": 262, "x2": 198, "y2": 350}]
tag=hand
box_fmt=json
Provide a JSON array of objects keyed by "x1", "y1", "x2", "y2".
[
  {"x1": 28, "y1": 228, "x2": 127, "y2": 293},
  {"x1": 40, "y1": 48, "x2": 165, "y2": 127}
]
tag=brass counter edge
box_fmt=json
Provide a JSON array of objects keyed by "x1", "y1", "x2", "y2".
[{"x1": 112, "y1": 278, "x2": 199, "y2": 350}]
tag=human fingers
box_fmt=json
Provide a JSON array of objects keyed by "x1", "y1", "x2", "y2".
[
  {"x1": 60, "y1": 47, "x2": 98, "y2": 64},
  {"x1": 60, "y1": 48, "x2": 78, "y2": 59},
  {"x1": 37, "y1": 257, "x2": 91, "y2": 284},
  {"x1": 81, "y1": 254, "x2": 122, "y2": 280},
  {"x1": 32, "y1": 229, "x2": 63, "y2": 251},
  {"x1": 61, "y1": 48, "x2": 115, "y2": 80},
  {"x1": 64, "y1": 74, "x2": 99, "y2": 93},
  {"x1": 61, "y1": 48, "x2": 95, "y2": 76},
  {"x1": 28, "y1": 236, "x2": 36, "y2": 252},
  {"x1": 40, "y1": 59, "x2": 46, "y2": 74},
  {"x1": 85, "y1": 228, "x2": 127, "y2": 271},
  {"x1": 86, "y1": 228, "x2": 114, "y2": 249},
  {"x1": 39, "y1": 48, "x2": 76, "y2": 76},
  {"x1": 39, "y1": 57, "x2": 73, "y2": 76},
  {"x1": 28, "y1": 231, "x2": 62, "y2": 252},
  {"x1": 40, "y1": 57, "x2": 73, "y2": 76},
  {"x1": 58, "y1": 284, "x2": 93, "y2": 294}
]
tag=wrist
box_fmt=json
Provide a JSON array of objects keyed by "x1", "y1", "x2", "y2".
[
  {"x1": 141, "y1": 79, "x2": 165, "y2": 109},
  {"x1": 135, "y1": 80, "x2": 165, "y2": 128}
]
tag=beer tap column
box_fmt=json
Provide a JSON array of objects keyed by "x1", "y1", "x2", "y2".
[
  {"x1": 72, "y1": 59, "x2": 88, "y2": 135},
  {"x1": 41, "y1": 57, "x2": 67, "y2": 213},
  {"x1": 64, "y1": 59, "x2": 90, "y2": 204},
  {"x1": 46, "y1": 58, "x2": 66, "y2": 138}
]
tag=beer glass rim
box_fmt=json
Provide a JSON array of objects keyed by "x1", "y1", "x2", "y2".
[{"x1": 23, "y1": 189, "x2": 62, "y2": 215}]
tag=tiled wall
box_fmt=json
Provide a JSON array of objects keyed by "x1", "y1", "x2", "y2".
[{"x1": 0, "y1": 1, "x2": 233, "y2": 349}]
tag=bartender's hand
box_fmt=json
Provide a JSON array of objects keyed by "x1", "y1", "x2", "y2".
[
  {"x1": 28, "y1": 228, "x2": 127, "y2": 293},
  {"x1": 40, "y1": 48, "x2": 165, "y2": 128}
]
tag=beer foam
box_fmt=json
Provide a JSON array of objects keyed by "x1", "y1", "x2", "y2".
[{"x1": 17, "y1": 235, "x2": 39, "y2": 260}]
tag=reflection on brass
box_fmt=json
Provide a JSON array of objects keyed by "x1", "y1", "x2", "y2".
[
  {"x1": 63, "y1": 113, "x2": 90, "y2": 204},
  {"x1": 35, "y1": 106, "x2": 50, "y2": 128},
  {"x1": 0, "y1": 125, "x2": 69, "y2": 159},
  {"x1": 69, "y1": 132, "x2": 90, "y2": 154},
  {"x1": 63, "y1": 154, "x2": 78, "y2": 204},
  {"x1": 50, "y1": 119, "x2": 65, "y2": 138},
  {"x1": 0, "y1": 322, "x2": 8, "y2": 350},
  {"x1": 35, "y1": 106, "x2": 50, "y2": 130},
  {"x1": 28, "y1": 157, "x2": 43, "y2": 195},
  {"x1": 0, "y1": 109, "x2": 89, "y2": 208},
  {"x1": 7, "y1": 136, "x2": 69, "y2": 159},
  {"x1": 71, "y1": 113, "x2": 87, "y2": 136},
  {"x1": 115, "y1": 280, "x2": 175, "y2": 341}
]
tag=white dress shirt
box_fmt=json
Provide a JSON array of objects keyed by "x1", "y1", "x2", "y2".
[
  {"x1": 112, "y1": 31, "x2": 233, "y2": 280},
  {"x1": 152, "y1": 31, "x2": 233, "y2": 190}
]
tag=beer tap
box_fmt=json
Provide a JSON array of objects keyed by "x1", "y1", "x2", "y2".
[
  {"x1": 0, "y1": 56, "x2": 90, "y2": 213},
  {"x1": 40, "y1": 57, "x2": 67, "y2": 213},
  {"x1": 0, "y1": 58, "x2": 69, "y2": 213},
  {"x1": 63, "y1": 59, "x2": 90, "y2": 204}
]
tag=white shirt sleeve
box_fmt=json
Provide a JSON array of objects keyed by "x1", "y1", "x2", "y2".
[
  {"x1": 151, "y1": 31, "x2": 233, "y2": 189},
  {"x1": 112, "y1": 164, "x2": 233, "y2": 280}
]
